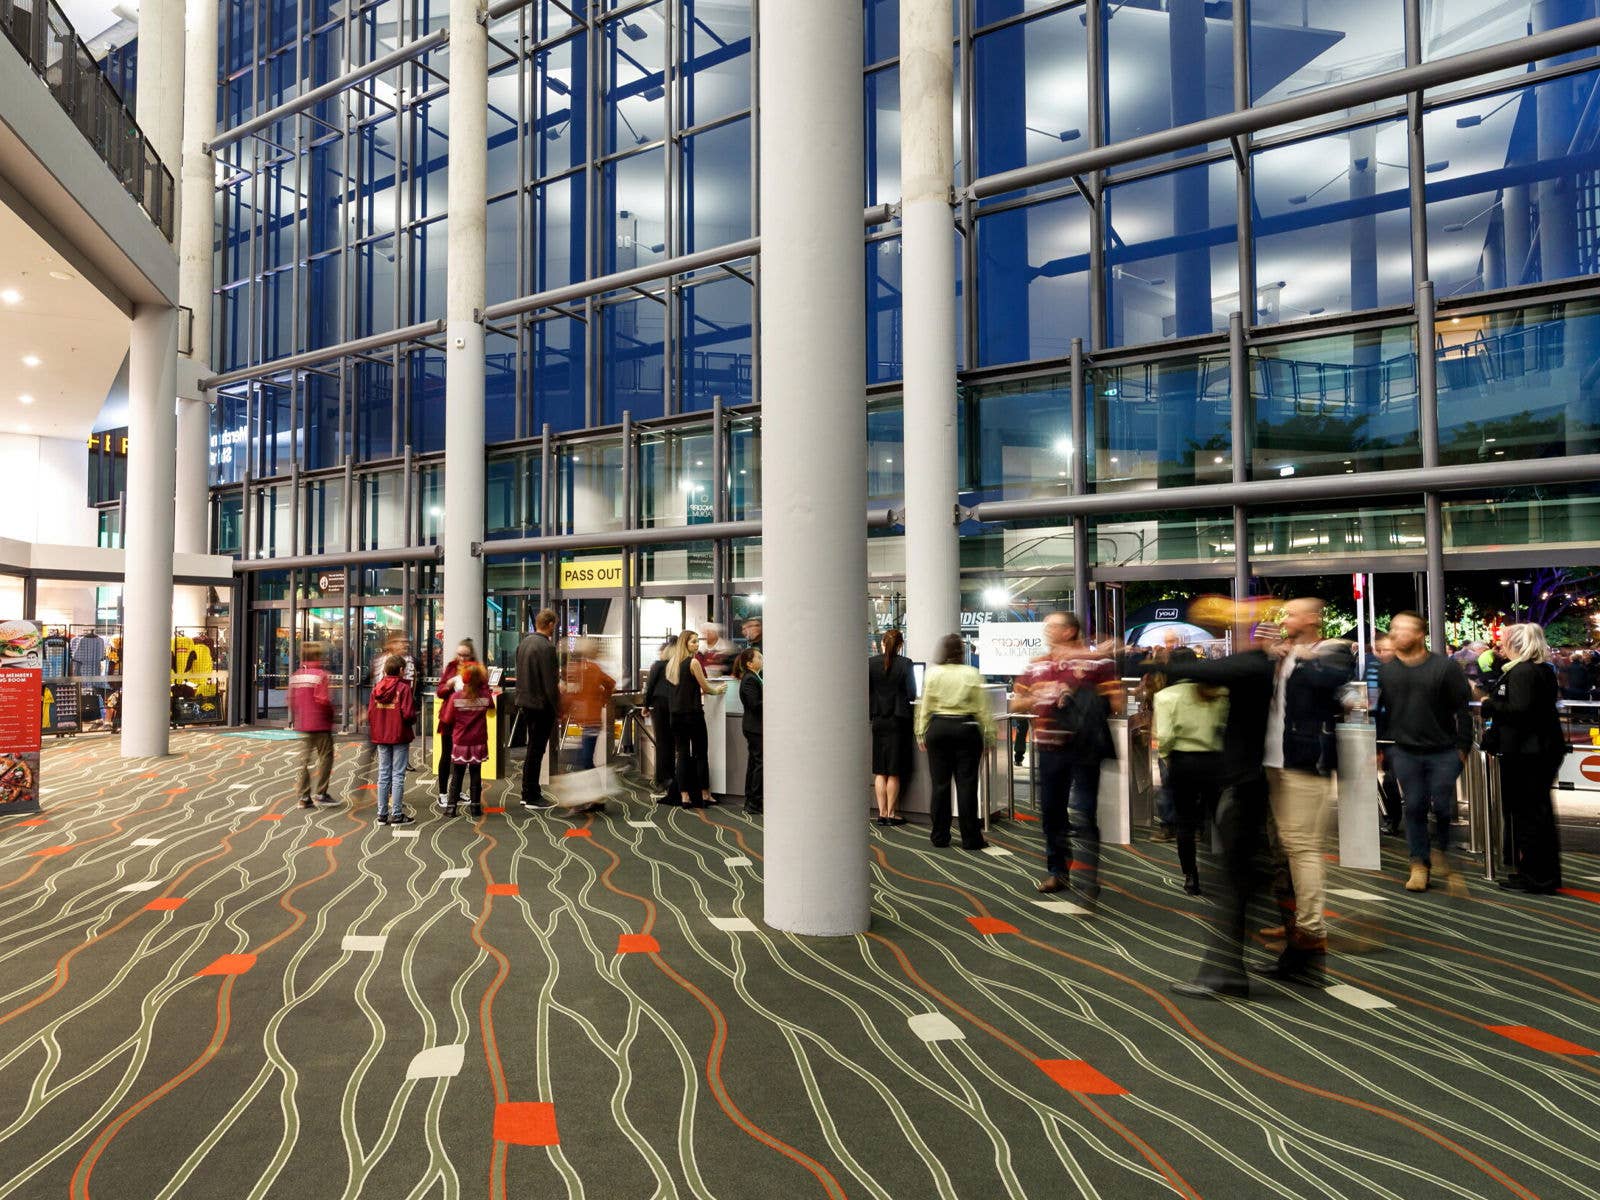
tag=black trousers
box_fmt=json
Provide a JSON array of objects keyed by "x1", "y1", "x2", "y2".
[
  {"x1": 1192, "y1": 773, "x2": 1270, "y2": 991},
  {"x1": 1500, "y1": 751, "x2": 1563, "y2": 890},
  {"x1": 436, "y1": 728, "x2": 453, "y2": 795},
  {"x1": 924, "y1": 716, "x2": 984, "y2": 849},
  {"x1": 743, "y1": 731, "x2": 763, "y2": 813},
  {"x1": 520, "y1": 708, "x2": 556, "y2": 805},
  {"x1": 673, "y1": 709, "x2": 709, "y2": 800},
  {"x1": 651, "y1": 704, "x2": 676, "y2": 792},
  {"x1": 448, "y1": 760, "x2": 483, "y2": 808},
  {"x1": 1166, "y1": 750, "x2": 1221, "y2": 879}
]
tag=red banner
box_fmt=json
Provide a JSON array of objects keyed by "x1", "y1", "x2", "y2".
[{"x1": 0, "y1": 620, "x2": 43, "y2": 815}]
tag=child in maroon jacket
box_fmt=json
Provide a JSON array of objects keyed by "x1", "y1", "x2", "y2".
[
  {"x1": 368, "y1": 654, "x2": 416, "y2": 825},
  {"x1": 289, "y1": 642, "x2": 336, "y2": 808},
  {"x1": 444, "y1": 662, "x2": 495, "y2": 819}
]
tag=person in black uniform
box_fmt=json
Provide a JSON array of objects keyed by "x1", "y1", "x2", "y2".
[
  {"x1": 641, "y1": 639, "x2": 677, "y2": 803},
  {"x1": 868, "y1": 629, "x2": 917, "y2": 826},
  {"x1": 1153, "y1": 611, "x2": 1278, "y2": 1000},
  {"x1": 666, "y1": 629, "x2": 727, "y2": 807},
  {"x1": 732, "y1": 648, "x2": 763, "y2": 815},
  {"x1": 1483, "y1": 622, "x2": 1567, "y2": 894},
  {"x1": 514, "y1": 609, "x2": 562, "y2": 811}
]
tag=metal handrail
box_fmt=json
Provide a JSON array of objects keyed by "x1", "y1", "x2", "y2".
[{"x1": 0, "y1": 0, "x2": 175, "y2": 238}]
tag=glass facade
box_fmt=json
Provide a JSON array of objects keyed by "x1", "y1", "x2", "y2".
[{"x1": 187, "y1": 0, "x2": 1600, "y2": 685}]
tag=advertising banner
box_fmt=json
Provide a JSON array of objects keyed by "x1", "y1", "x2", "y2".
[
  {"x1": 0, "y1": 620, "x2": 44, "y2": 815},
  {"x1": 976, "y1": 622, "x2": 1046, "y2": 677}
]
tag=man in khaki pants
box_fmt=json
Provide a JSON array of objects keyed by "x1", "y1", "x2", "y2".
[{"x1": 1261, "y1": 599, "x2": 1355, "y2": 986}]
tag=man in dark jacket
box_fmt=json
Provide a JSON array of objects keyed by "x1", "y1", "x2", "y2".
[
  {"x1": 1261, "y1": 599, "x2": 1355, "y2": 986},
  {"x1": 1155, "y1": 617, "x2": 1277, "y2": 1000},
  {"x1": 515, "y1": 609, "x2": 562, "y2": 811}
]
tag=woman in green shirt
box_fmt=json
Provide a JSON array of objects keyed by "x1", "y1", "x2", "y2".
[
  {"x1": 916, "y1": 634, "x2": 997, "y2": 851},
  {"x1": 1152, "y1": 647, "x2": 1228, "y2": 896}
]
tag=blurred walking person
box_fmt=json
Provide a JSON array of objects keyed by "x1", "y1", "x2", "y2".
[
  {"x1": 916, "y1": 634, "x2": 996, "y2": 850},
  {"x1": 435, "y1": 638, "x2": 481, "y2": 810},
  {"x1": 1152, "y1": 647, "x2": 1227, "y2": 897},
  {"x1": 1483, "y1": 623, "x2": 1566, "y2": 894},
  {"x1": 733, "y1": 648, "x2": 764, "y2": 815},
  {"x1": 868, "y1": 629, "x2": 917, "y2": 826},
  {"x1": 1377, "y1": 611, "x2": 1473, "y2": 893},
  {"x1": 290, "y1": 642, "x2": 336, "y2": 809},
  {"x1": 563, "y1": 637, "x2": 616, "y2": 771}
]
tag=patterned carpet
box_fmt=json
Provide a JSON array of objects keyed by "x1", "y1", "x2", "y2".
[{"x1": 1, "y1": 730, "x2": 1598, "y2": 1199}]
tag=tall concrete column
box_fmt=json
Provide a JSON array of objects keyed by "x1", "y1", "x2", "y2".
[
  {"x1": 444, "y1": 0, "x2": 487, "y2": 650},
  {"x1": 760, "y1": 0, "x2": 868, "y2": 935},
  {"x1": 175, "y1": 0, "x2": 220, "y2": 565},
  {"x1": 122, "y1": 306, "x2": 180, "y2": 758},
  {"x1": 900, "y1": 0, "x2": 960, "y2": 664}
]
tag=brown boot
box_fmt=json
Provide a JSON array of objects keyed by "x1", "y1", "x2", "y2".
[
  {"x1": 1406, "y1": 860, "x2": 1430, "y2": 892},
  {"x1": 1430, "y1": 849, "x2": 1468, "y2": 896}
]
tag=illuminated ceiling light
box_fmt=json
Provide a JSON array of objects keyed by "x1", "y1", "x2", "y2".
[
  {"x1": 1053, "y1": 436, "x2": 1073, "y2": 456},
  {"x1": 427, "y1": 505, "x2": 442, "y2": 516},
  {"x1": 1213, "y1": 455, "x2": 1224, "y2": 464},
  {"x1": 983, "y1": 586, "x2": 1009, "y2": 608},
  {"x1": 48, "y1": 270, "x2": 75, "y2": 282},
  {"x1": 0, "y1": 289, "x2": 20, "y2": 304},
  {"x1": 694, "y1": 460, "x2": 703, "y2": 466},
  {"x1": 18, "y1": 394, "x2": 34, "y2": 405},
  {"x1": 883, "y1": 457, "x2": 894, "y2": 464},
  {"x1": 16, "y1": 423, "x2": 28, "y2": 432},
  {"x1": 21, "y1": 356, "x2": 40, "y2": 367},
  {"x1": 1279, "y1": 465, "x2": 1296, "y2": 476},
  {"x1": 679, "y1": 477, "x2": 698, "y2": 493}
]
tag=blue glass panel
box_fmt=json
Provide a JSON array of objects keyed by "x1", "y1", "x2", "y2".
[
  {"x1": 605, "y1": 2, "x2": 667, "y2": 154},
  {"x1": 1251, "y1": 326, "x2": 1421, "y2": 478},
  {"x1": 681, "y1": 275, "x2": 753, "y2": 411},
  {"x1": 354, "y1": 361, "x2": 395, "y2": 462},
  {"x1": 486, "y1": 329, "x2": 518, "y2": 444},
  {"x1": 488, "y1": 68, "x2": 520, "y2": 196},
  {"x1": 867, "y1": 402, "x2": 905, "y2": 502},
  {"x1": 684, "y1": 118, "x2": 751, "y2": 251},
  {"x1": 1438, "y1": 297, "x2": 1600, "y2": 465},
  {"x1": 684, "y1": 0, "x2": 751, "y2": 126},
  {"x1": 1425, "y1": 70, "x2": 1600, "y2": 300},
  {"x1": 1103, "y1": 1, "x2": 1231, "y2": 150},
  {"x1": 973, "y1": 8, "x2": 1089, "y2": 184},
  {"x1": 1090, "y1": 354, "x2": 1231, "y2": 493},
  {"x1": 974, "y1": 193, "x2": 1090, "y2": 366},
  {"x1": 302, "y1": 373, "x2": 339, "y2": 471},
  {"x1": 412, "y1": 217, "x2": 448, "y2": 325},
  {"x1": 410, "y1": 349, "x2": 446, "y2": 456},
  {"x1": 486, "y1": 195, "x2": 518, "y2": 308},
  {"x1": 867, "y1": 237, "x2": 903, "y2": 384},
  {"x1": 307, "y1": 142, "x2": 343, "y2": 257},
  {"x1": 975, "y1": 0, "x2": 1062, "y2": 28},
  {"x1": 602, "y1": 298, "x2": 665, "y2": 423},
  {"x1": 866, "y1": 0, "x2": 898, "y2": 65},
  {"x1": 354, "y1": 240, "x2": 396, "y2": 338},
  {"x1": 1250, "y1": 0, "x2": 1405, "y2": 125},
  {"x1": 604, "y1": 148, "x2": 667, "y2": 273},
  {"x1": 1252, "y1": 118, "x2": 1411, "y2": 324},
  {"x1": 968, "y1": 375, "x2": 1073, "y2": 499},
  {"x1": 211, "y1": 391, "x2": 249, "y2": 486},
  {"x1": 412, "y1": 102, "x2": 446, "y2": 220},
  {"x1": 1423, "y1": 0, "x2": 1597, "y2": 76},
  {"x1": 534, "y1": 314, "x2": 586, "y2": 432},
  {"x1": 534, "y1": 35, "x2": 587, "y2": 179},
  {"x1": 534, "y1": 173, "x2": 586, "y2": 292},
  {"x1": 865, "y1": 67, "x2": 900, "y2": 208},
  {"x1": 1105, "y1": 160, "x2": 1237, "y2": 346}
]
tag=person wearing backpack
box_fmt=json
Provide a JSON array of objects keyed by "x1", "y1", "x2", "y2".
[
  {"x1": 1013, "y1": 612, "x2": 1120, "y2": 902},
  {"x1": 367, "y1": 654, "x2": 416, "y2": 826}
]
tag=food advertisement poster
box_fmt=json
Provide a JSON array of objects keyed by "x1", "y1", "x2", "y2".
[{"x1": 0, "y1": 620, "x2": 43, "y2": 815}]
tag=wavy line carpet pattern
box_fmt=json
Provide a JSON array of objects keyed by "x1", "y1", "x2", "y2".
[{"x1": 1, "y1": 731, "x2": 1598, "y2": 1199}]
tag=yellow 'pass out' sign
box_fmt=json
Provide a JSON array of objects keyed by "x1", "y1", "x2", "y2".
[{"x1": 559, "y1": 558, "x2": 626, "y2": 590}]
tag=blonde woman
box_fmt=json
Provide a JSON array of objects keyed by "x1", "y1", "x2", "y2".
[
  {"x1": 665, "y1": 629, "x2": 727, "y2": 807},
  {"x1": 1481, "y1": 623, "x2": 1566, "y2": 893}
]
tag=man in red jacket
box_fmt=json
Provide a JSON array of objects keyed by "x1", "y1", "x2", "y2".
[{"x1": 289, "y1": 642, "x2": 337, "y2": 808}]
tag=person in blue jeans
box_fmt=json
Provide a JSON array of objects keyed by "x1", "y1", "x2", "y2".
[
  {"x1": 1376, "y1": 611, "x2": 1473, "y2": 892},
  {"x1": 367, "y1": 655, "x2": 417, "y2": 826}
]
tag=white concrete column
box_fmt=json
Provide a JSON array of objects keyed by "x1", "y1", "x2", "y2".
[
  {"x1": 444, "y1": 0, "x2": 487, "y2": 650},
  {"x1": 174, "y1": 0, "x2": 220, "y2": 568},
  {"x1": 122, "y1": 305, "x2": 180, "y2": 758},
  {"x1": 899, "y1": 0, "x2": 960, "y2": 663},
  {"x1": 760, "y1": 0, "x2": 869, "y2": 935},
  {"x1": 135, "y1": 0, "x2": 186, "y2": 169}
]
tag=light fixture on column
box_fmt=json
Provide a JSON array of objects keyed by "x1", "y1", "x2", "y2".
[{"x1": 1443, "y1": 199, "x2": 1502, "y2": 233}]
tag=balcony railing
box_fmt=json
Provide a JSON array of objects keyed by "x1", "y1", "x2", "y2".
[{"x1": 0, "y1": 0, "x2": 174, "y2": 240}]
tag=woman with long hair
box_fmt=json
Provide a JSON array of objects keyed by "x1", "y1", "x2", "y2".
[
  {"x1": 665, "y1": 629, "x2": 727, "y2": 807},
  {"x1": 1482, "y1": 622, "x2": 1566, "y2": 893},
  {"x1": 1152, "y1": 647, "x2": 1228, "y2": 896},
  {"x1": 731, "y1": 647, "x2": 763, "y2": 816},
  {"x1": 444, "y1": 661, "x2": 494, "y2": 819},
  {"x1": 868, "y1": 628, "x2": 917, "y2": 825},
  {"x1": 915, "y1": 633, "x2": 996, "y2": 850},
  {"x1": 435, "y1": 638, "x2": 479, "y2": 808}
]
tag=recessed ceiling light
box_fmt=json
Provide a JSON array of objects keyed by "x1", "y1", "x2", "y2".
[
  {"x1": 18, "y1": 394, "x2": 34, "y2": 404},
  {"x1": 16, "y1": 423, "x2": 28, "y2": 432},
  {"x1": 0, "y1": 289, "x2": 20, "y2": 304},
  {"x1": 48, "y1": 271, "x2": 74, "y2": 282},
  {"x1": 22, "y1": 355, "x2": 40, "y2": 368}
]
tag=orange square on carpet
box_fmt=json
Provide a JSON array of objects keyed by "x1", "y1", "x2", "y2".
[
  {"x1": 196, "y1": 954, "x2": 257, "y2": 976},
  {"x1": 494, "y1": 1101, "x2": 559, "y2": 1146},
  {"x1": 1488, "y1": 1025, "x2": 1596, "y2": 1056},
  {"x1": 563, "y1": 829, "x2": 592, "y2": 839},
  {"x1": 617, "y1": 934, "x2": 660, "y2": 954},
  {"x1": 1036, "y1": 1059, "x2": 1127, "y2": 1095},
  {"x1": 1558, "y1": 887, "x2": 1600, "y2": 904},
  {"x1": 31, "y1": 846, "x2": 69, "y2": 857},
  {"x1": 19, "y1": 818, "x2": 46, "y2": 827},
  {"x1": 484, "y1": 806, "x2": 506, "y2": 813},
  {"x1": 145, "y1": 898, "x2": 186, "y2": 911},
  {"x1": 259, "y1": 814, "x2": 285, "y2": 821},
  {"x1": 164, "y1": 788, "x2": 190, "y2": 796},
  {"x1": 967, "y1": 916, "x2": 1018, "y2": 935},
  {"x1": 487, "y1": 883, "x2": 519, "y2": 896},
  {"x1": 309, "y1": 836, "x2": 342, "y2": 847},
  {"x1": 1014, "y1": 812, "x2": 1039, "y2": 822}
]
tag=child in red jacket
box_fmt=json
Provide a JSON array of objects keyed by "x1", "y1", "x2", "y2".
[
  {"x1": 444, "y1": 662, "x2": 495, "y2": 819},
  {"x1": 368, "y1": 654, "x2": 416, "y2": 825},
  {"x1": 289, "y1": 642, "x2": 336, "y2": 808}
]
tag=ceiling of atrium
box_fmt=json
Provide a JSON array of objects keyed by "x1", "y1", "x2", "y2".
[{"x1": 0, "y1": 202, "x2": 131, "y2": 441}]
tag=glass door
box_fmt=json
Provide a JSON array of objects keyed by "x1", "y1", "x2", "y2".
[
  {"x1": 355, "y1": 600, "x2": 407, "y2": 730},
  {"x1": 297, "y1": 605, "x2": 349, "y2": 725},
  {"x1": 251, "y1": 608, "x2": 292, "y2": 725}
]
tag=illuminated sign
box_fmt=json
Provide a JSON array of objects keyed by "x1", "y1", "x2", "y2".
[{"x1": 559, "y1": 558, "x2": 628, "y2": 590}]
